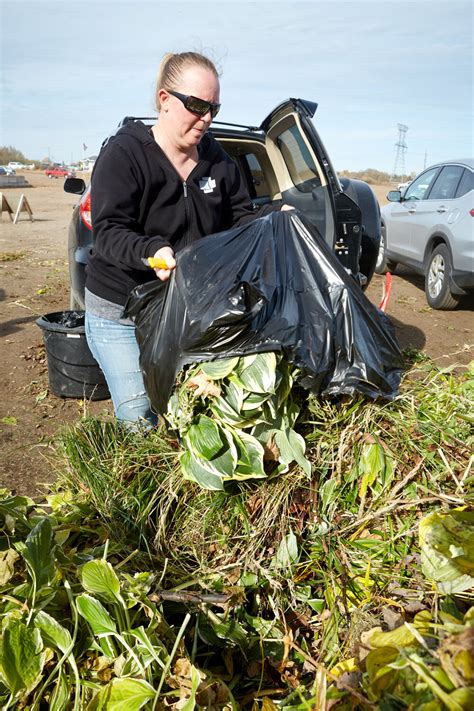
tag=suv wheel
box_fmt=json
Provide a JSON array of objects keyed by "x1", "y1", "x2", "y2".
[
  {"x1": 375, "y1": 225, "x2": 398, "y2": 274},
  {"x1": 425, "y1": 244, "x2": 460, "y2": 310}
]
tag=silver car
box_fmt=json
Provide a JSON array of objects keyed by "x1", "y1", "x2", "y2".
[{"x1": 376, "y1": 159, "x2": 473, "y2": 309}]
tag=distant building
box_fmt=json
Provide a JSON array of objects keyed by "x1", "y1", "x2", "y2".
[{"x1": 79, "y1": 156, "x2": 97, "y2": 172}]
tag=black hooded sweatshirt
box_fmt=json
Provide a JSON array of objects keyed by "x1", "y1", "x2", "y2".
[{"x1": 86, "y1": 120, "x2": 278, "y2": 306}]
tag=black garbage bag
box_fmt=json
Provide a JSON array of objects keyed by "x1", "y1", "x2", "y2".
[{"x1": 126, "y1": 211, "x2": 404, "y2": 415}]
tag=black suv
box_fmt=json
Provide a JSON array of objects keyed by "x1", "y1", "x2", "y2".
[{"x1": 65, "y1": 98, "x2": 381, "y2": 308}]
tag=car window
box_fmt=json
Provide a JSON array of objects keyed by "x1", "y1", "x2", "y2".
[
  {"x1": 455, "y1": 168, "x2": 474, "y2": 198},
  {"x1": 243, "y1": 152, "x2": 271, "y2": 200},
  {"x1": 276, "y1": 125, "x2": 322, "y2": 193},
  {"x1": 404, "y1": 167, "x2": 439, "y2": 201},
  {"x1": 428, "y1": 165, "x2": 464, "y2": 200}
]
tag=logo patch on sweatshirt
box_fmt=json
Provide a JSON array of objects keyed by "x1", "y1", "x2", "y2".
[{"x1": 199, "y1": 177, "x2": 216, "y2": 194}]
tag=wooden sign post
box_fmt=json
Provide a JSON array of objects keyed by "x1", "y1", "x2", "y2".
[
  {"x1": 1, "y1": 193, "x2": 14, "y2": 221},
  {"x1": 13, "y1": 194, "x2": 34, "y2": 224}
]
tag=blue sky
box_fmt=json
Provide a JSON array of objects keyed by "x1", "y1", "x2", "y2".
[{"x1": 1, "y1": 0, "x2": 472, "y2": 173}]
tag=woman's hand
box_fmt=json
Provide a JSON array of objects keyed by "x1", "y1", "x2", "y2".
[
  {"x1": 153, "y1": 246, "x2": 176, "y2": 281},
  {"x1": 280, "y1": 204, "x2": 295, "y2": 211}
]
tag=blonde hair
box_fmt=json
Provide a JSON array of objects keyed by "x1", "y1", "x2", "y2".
[{"x1": 155, "y1": 52, "x2": 220, "y2": 111}]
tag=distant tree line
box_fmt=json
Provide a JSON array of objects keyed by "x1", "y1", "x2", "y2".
[
  {"x1": 339, "y1": 168, "x2": 414, "y2": 184},
  {"x1": 0, "y1": 145, "x2": 40, "y2": 165}
]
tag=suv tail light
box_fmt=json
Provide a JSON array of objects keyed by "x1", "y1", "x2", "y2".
[
  {"x1": 80, "y1": 187, "x2": 92, "y2": 230},
  {"x1": 470, "y1": 208, "x2": 474, "y2": 217}
]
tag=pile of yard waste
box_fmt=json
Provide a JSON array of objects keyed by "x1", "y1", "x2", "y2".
[{"x1": 1, "y1": 355, "x2": 473, "y2": 709}]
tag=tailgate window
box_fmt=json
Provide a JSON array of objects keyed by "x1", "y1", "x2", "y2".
[{"x1": 276, "y1": 125, "x2": 322, "y2": 192}]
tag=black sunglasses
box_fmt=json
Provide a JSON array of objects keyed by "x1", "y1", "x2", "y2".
[{"x1": 168, "y1": 90, "x2": 221, "y2": 119}]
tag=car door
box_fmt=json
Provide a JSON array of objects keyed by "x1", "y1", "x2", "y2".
[
  {"x1": 411, "y1": 165, "x2": 465, "y2": 255},
  {"x1": 259, "y1": 99, "x2": 338, "y2": 249},
  {"x1": 387, "y1": 167, "x2": 440, "y2": 260}
]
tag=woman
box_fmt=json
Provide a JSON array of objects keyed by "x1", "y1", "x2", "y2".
[{"x1": 85, "y1": 51, "x2": 291, "y2": 426}]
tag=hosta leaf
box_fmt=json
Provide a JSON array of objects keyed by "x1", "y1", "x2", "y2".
[
  {"x1": 76, "y1": 593, "x2": 117, "y2": 634},
  {"x1": 234, "y1": 352, "x2": 277, "y2": 393},
  {"x1": 80, "y1": 559, "x2": 121, "y2": 603},
  {"x1": 22, "y1": 516, "x2": 55, "y2": 588},
  {"x1": 204, "y1": 426, "x2": 238, "y2": 477},
  {"x1": 0, "y1": 617, "x2": 45, "y2": 696},
  {"x1": 210, "y1": 396, "x2": 252, "y2": 427},
  {"x1": 274, "y1": 428, "x2": 311, "y2": 475},
  {"x1": 0, "y1": 549, "x2": 19, "y2": 586},
  {"x1": 236, "y1": 354, "x2": 257, "y2": 371},
  {"x1": 90, "y1": 678, "x2": 155, "y2": 710},
  {"x1": 241, "y1": 390, "x2": 271, "y2": 411},
  {"x1": 419, "y1": 510, "x2": 474, "y2": 593},
  {"x1": 232, "y1": 430, "x2": 266, "y2": 479},
  {"x1": 199, "y1": 357, "x2": 239, "y2": 380},
  {"x1": 276, "y1": 365, "x2": 293, "y2": 406},
  {"x1": 272, "y1": 530, "x2": 299, "y2": 570},
  {"x1": 180, "y1": 451, "x2": 224, "y2": 490},
  {"x1": 185, "y1": 415, "x2": 225, "y2": 460},
  {"x1": 224, "y1": 380, "x2": 245, "y2": 413},
  {"x1": 35, "y1": 610, "x2": 72, "y2": 654}
]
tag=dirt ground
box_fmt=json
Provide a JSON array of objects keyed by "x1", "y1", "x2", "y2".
[{"x1": 1, "y1": 173, "x2": 472, "y2": 497}]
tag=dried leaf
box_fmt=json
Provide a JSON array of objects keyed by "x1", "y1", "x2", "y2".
[
  {"x1": 0, "y1": 549, "x2": 19, "y2": 585},
  {"x1": 186, "y1": 373, "x2": 221, "y2": 398}
]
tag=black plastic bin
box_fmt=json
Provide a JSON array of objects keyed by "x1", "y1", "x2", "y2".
[{"x1": 36, "y1": 310, "x2": 110, "y2": 400}]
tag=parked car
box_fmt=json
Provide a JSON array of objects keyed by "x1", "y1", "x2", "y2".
[
  {"x1": 45, "y1": 165, "x2": 75, "y2": 179},
  {"x1": 376, "y1": 159, "x2": 473, "y2": 309},
  {"x1": 8, "y1": 161, "x2": 26, "y2": 170},
  {"x1": 64, "y1": 99, "x2": 381, "y2": 309},
  {"x1": 397, "y1": 180, "x2": 411, "y2": 193},
  {"x1": 1, "y1": 165, "x2": 16, "y2": 175}
]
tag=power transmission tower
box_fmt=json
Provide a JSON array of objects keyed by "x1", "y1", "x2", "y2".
[{"x1": 391, "y1": 124, "x2": 408, "y2": 178}]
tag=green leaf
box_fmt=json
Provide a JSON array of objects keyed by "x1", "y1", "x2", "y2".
[
  {"x1": 210, "y1": 396, "x2": 245, "y2": 426},
  {"x1": 80, "y1": 559, "x2": 121, "y2": 603},
  {"x1": 274, "y1": 427, "x2": 311, "y2": 475},
  {"x1": 241, "y1": 390, "x2": 270, "y2": 411},
  {"x1": 419, "y1": 510, "x2": 474, "y2": 594},
  {"x1": 234, "y1": 352, "x2": 277, "y2": 393},
  {"x1": 76, "y1": 593, "x2": 117, "y2": 634},
  {"x1": 199, "y1": 357, "x2": 239, "y2": 380},
  {"x1": 22, "y1": 516, "x2": 55, "y2": 588},
  {"x1": 272, "y1": 530, "x2": 299, "y2": 570},
  {"x1": 34, "y1": 610, "x2": 72, "y2": 654},
  {"x1": 224, "y1": 380, "x2": 245, "y2": 413},
  {"x1": 185, "y1": 415, "x2": 226, "y2": 460},
  {"x1": 357, "y1": 442, "x2": 385, "y2": 500},
  {"x1": 369, "y1": 624, "x2": 417, "y2": 649},
  {"x1": 0, "y1": 617, "x2": 45, "y2": 696},
  {"x1": 91, "y1": 678, "x2": 155, "y2": 710},
  {"x1": 49, "y1": 668, "x2": 70, "y2": 711},
  {"x1": 448, "y1": 688, "x2": 474, "y2": 708},
  {"x1": 180, "y1": 451, "x2": 224, "y2": 490},
  {"x1": 0, "y1": 549, "x2": 19, "y2": 586},
  {"x1": 365, "y1": 647, "x2": 399, "y2": 695},
  {"x1": 232, "y1": 429, "x2": 266, "y2": 479}
]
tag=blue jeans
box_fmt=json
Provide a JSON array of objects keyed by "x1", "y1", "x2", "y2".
[{"x1": 85, "y1": 312, "x2": 157, "y2": 426}]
